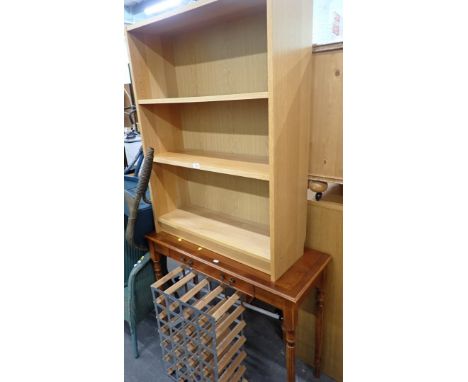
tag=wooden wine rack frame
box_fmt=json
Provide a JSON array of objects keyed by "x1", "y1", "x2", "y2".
[{"x1": 152, "y1": 266, "x2": 248, "y2": 381}]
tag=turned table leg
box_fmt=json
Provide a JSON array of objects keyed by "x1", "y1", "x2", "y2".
[
  {"x1": 284, "y1": 327, "x2": 296, "y2": 382},
  {"x1": 148, "y1": 241, "x2": 166, "y2": 280},
  {"x1": 314, "y1": 285, "x2": 325, "y2": 378},
  {"x1": 283, "y1": 304, "x2": 299, "y2": 382}
]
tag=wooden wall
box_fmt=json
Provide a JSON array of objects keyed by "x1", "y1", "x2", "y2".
[
  {"x1": 309, "y1": 48, "x2": 343, "y2": 183},
  {"x1": 296, "y1": 47, "x2": 343, "y2": 381},
  {"x1": 297, "y1": 194, "x2": 343, "y2": 381}
]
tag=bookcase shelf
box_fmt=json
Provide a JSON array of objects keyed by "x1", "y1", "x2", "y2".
[
  {"x1": 154, "y1": 152, "x2": 269, "y2": 181},
  {"x1": 127, "y1": 0, "x2": 313, "y2": 280},
  {"x1": 158, "y1": 207, "x2": 270, "y2": 274},
  {"x1": 138, "y1": 92, "x2": 269, "y2": 105}
]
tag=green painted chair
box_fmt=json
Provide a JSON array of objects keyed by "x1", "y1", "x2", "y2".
[
  {"x1": 124, "y1": 241, "x2": 154, "y2": 358},
  {"x1": 124, "y1": 147, "x2": 155, "y2": 358}
]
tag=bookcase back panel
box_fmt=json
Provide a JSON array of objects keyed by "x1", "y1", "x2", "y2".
[
  {"x1": 170, "y1": 10, "x2": 267, "y2": 97},
  {"x1": 180, "y1": 100, "x2": 268, "y2": 159},
  {"x1": 129, "y1": 9, "x2": 267, "y2": 99},
  {"x1": 140, "y1": 100, "x2": 269, "y2": 161},
  {"x1": 182, "y1": 168, "x2": 270, "y2": 230},
  {"x1": 156, "y1": 165, "x2": 269, "y2": 230}
]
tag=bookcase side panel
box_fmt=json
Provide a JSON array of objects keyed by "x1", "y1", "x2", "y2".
[
  {"x1": 137, "y1": 105, "x2": 184, "y2": 229},
  {"x1": 139, "y1": 105, "x2": 184, "y2": 154},
  {"x1": 267, "y1": 0, "x2": 313, "y2": 280},
  {"x1": 153, "y1": 165, "x2": 189, "y2": 232},
  {"x1": 126, "y1": 31, "x2": 151, "y2": 100}
]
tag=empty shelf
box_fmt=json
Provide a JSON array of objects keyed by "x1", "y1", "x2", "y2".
[
  {"x1": 158, "y1": 207, "x2": 270, "y2": 273},
  {"x1": 154, "y1": 152, "x2": 269, "y2": 181},
  {"x1": 138, "y1": 92, "x2": 268, "y2": 105}
]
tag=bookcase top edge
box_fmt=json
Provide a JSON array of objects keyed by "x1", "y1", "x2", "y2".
[{"x1": 126, "y1": 0, "x2": 266, "y2": 34}]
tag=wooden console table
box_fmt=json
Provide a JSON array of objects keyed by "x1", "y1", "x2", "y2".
[{"x1": 146, "y1": 231, "x2": 331, "y2": 381}]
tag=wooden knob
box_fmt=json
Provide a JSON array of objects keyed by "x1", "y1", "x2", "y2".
[{"x1": 308, "y1": 180, "x2": 328, "y2": 193}]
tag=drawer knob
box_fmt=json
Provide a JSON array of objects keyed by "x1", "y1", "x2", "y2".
[
  {"x1": 180, "y1": 256, "x2": 193, "y2": 266},
  {"x1": 220, "y1": 274, "x2": 236, "y2": 285}
]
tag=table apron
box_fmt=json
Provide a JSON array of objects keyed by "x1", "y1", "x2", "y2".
[{"x1": 153, "y1": 242, "x2": 322, "y2": 314}]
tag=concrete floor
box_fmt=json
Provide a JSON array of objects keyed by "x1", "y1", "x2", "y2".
[{"x1": 124, "y1": 305, "x2": 335, "y2": 382}]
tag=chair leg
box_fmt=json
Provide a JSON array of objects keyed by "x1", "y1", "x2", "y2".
[{"x1": 130, "y1": 324, "x2": 139, "y2": 358}]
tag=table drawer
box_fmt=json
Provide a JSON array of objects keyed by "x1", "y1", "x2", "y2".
[
  {"x1": 167, "y1": 248, "x2": 255, "y2": 297},
  {"x1": 208, "y1": 270, "x2": 255, "y2": 298}
]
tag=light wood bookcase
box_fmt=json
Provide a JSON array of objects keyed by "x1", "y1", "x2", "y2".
[{"x1": 126, "y1": 0, "x2": 313, "y2": 281}]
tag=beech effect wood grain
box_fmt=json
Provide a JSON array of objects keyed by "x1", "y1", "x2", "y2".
[
  {"x1": 127, "y1": 0, "x2": 266, "y2": 35},
  {"x1": 127, "y1": 9, "x2": 267, "y2": 99},
  {"x1": 128, "y1": 0, "x2": 312, "y2": 281},
  {"x1": 158, "y1": 207, "x2": 271, "y2": 274},
  {"x1": 138, "y1": 99, "x2": 269, "y2": 160},
  {"x1": 138, "y1": 92, "x2": 268, "y2": 105},
  {"x1": 267, "y1": 0, "x2": 313, "y2": 280},
  {"x1": 152, "y1": 165, "x2": 270, "y2": 229},
  {"x1": 154, "y1": 152, "x2": 270, "y2": 181}
]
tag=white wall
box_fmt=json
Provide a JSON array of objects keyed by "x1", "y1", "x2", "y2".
[{"x1": 313, "y1": 0, "x2": 343, "y2": 45}]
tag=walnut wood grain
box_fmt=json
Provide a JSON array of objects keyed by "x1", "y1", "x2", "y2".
[
  {"x1": 314, "y1": 281, "x2": 326, "y2": 377},
  {"x1": 148, "y1": 231, "x2": 330, "y2": 306}
]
